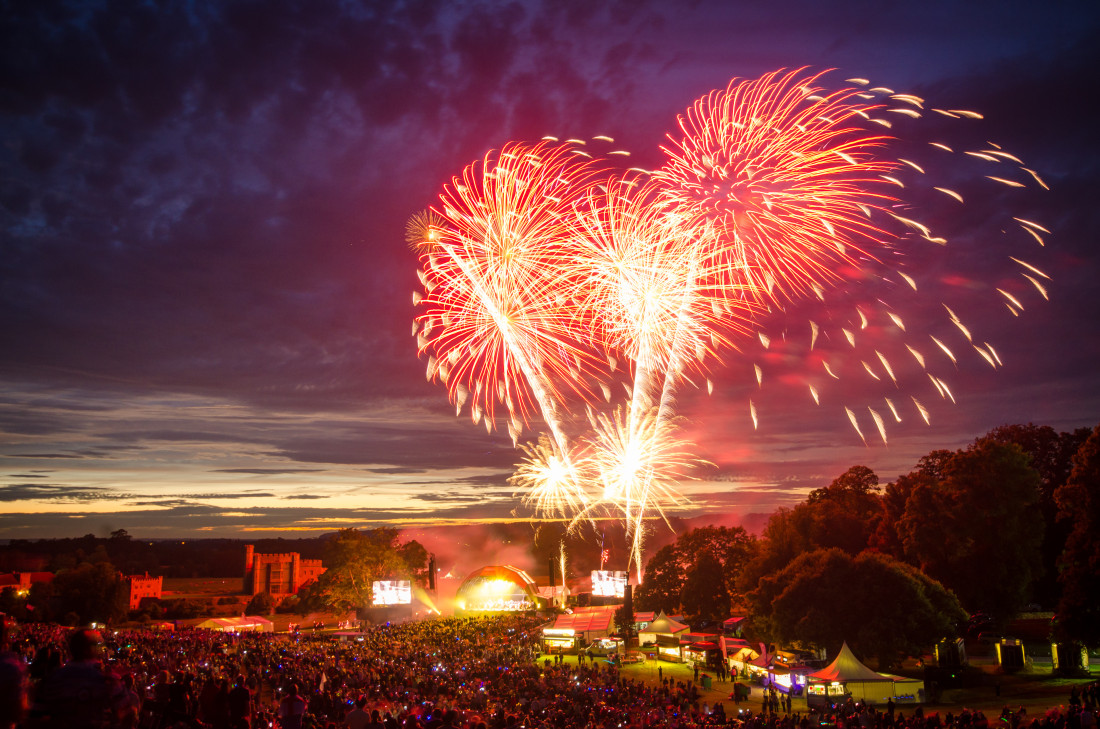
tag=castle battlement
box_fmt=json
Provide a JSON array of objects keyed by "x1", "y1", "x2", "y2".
[{"x1": 243, "y1": 545, "x2": 325, "y2": 597}]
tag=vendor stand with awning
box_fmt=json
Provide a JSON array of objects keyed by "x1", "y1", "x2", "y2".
[
  {"x1": 684, "y1": 640, "x2": 721, "y2": 669},
  {"x1": 656, "y1": 634, "x2": 685, "y2": 662}
]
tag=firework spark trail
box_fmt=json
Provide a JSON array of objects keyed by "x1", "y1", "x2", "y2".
[
  {"x1": 657, "y1": 68, "x2": 1049, "y2": 437},
  {"x1": 562, "y1": 175, "x2": 762, "y2": 573},
  {"x1": 414, "y1": 142, "x2": 607, "y2": 509},
  {"x1": 657, "y1": 67, "x2": 903, "y2": 305},
  {"x1": 412, "y1": 68, "x2": 1051, "y2": 576}
]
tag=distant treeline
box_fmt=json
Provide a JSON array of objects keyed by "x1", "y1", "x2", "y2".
[{"x1": 0, "y1": 533, "x2": 329, "y2": 578}]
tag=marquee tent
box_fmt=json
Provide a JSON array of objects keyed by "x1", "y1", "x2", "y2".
[
  {"x1": 196, "y1": 616, "x2": 274, "y2": 633},
  {"x1": 806, "y1": 643, "x2": 924, "y2": 706},
  {"x1": 638, "y1": 611, "x2": 689, "y2": 646}
]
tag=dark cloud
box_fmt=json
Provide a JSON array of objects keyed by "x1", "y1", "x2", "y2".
[
  {"x1": 214, "y1": 468, "x2": 323, "y2": 475},
  {"x1": 0, "y1": 484, "x2": 130, "y2": 502}
]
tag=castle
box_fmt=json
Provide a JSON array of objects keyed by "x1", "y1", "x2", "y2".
[
  {"x1": 125, "y1": 573, "x2": 163, "y2": 610},
  {"x1": 243, "y1": 545, "x2": 325, "y2": 597}
]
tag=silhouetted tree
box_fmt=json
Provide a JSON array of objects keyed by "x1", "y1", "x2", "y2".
[
  {"x1": 680, "y1": 551, "x2": 731, "y2": 624},
  {"x1": 1054, "y1": 425, "x2": 1100, "y2": 646},
  {"x1": 741, "y1": 467, "x2": 880, "y2": 589},
  {"x1": 984, "y1": 423, "x2": 1092, "y2": 606},
  {"x1": 48, "y1": 561, "x2": 128, "y2": 625},
  {"x1": 633, "y1": 545, "x2": 681, "y2": 613},
  {"x1": 245, "y1": 591, "x2": 277, "y2": 615},
  {"x1": 897, "y1": 439, "x2": 1041, "y2": 620},
  {"x1": 748, "y1": 548, "x2": 965, "y2": 669},
  {"x1": 635, "y1": 526, "x2": 755, "y2": 615}
]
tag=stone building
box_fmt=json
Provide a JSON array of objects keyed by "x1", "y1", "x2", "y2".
[
  {"x1": 243, "y1": 545, "x2": 325, "y2": 597},
  {"x1": 124, "y1": 572, "x2": 163, "y2": 610}
]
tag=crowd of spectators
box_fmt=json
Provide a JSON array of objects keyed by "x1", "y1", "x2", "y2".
[{"x1": 0, "y1": 615, "x2": 1096, "y2": 729}]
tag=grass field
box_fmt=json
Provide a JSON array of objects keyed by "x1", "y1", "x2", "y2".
[{"x1": 553, "y1": 654, "x2": 1096, "y2": 716}]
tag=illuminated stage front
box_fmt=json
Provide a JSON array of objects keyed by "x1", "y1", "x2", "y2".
[{"x1": 455, "y1": 565, "x2": 543, "y2": 613}]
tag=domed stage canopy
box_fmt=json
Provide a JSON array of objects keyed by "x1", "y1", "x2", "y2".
[{"x1": 456, "y1": 565, "x2": 544, "y2": 613}]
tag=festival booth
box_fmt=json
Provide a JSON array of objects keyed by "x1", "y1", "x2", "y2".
[
  {"x1": 726, "y1": 641, "x2": 760, "y2": 678},
  {"x1": 541, "y1": 607, "x2": 656, "y2": 654},
  {"x1": 638, "y1": 612, "x2": 691, "y2": 663},
  {"x1": 456, "y1": 565, "x2": 544, "y2": 614},
  {"x1": 806, "y1": 643, "x2": 924, "y2": 707},
  {"x1": 684, "y1": 639, "x2": 722, "y2": 669},
  {"x1": 196, "y1": 616, "x2": 274, "y2": 633},
  {"x1": 541, "y1": 606, "x2": 616, "y2": 653}
]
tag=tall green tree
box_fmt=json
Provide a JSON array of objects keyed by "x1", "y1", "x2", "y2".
[
  {"x1": 748, "y1": 548, "x2": 965, "y2": 668},
  {"x1": 741, "y1": 467, "x2": 880, "y2": 590},
  {"x1": 680, "y1": 551, "x2": 731, "y2": 624},
  {"x1": 984, "y1": 423, "x2": 1092, "y2": 606},
  {"x1": 1053, "y1": 425, "x2": 1100, "y2": 646},
  {"x1": 897, "y1": 439, "x2": 1041, "y2": 620},
  {"x1": 47, "y1": 561, "x2": 128, "y2": 625},
  {"x1": 635, "y1": 526, "x2": 756, "y2": 615},
  {"x1": 633, "y1": 544, "x2": 682, "y2": 613},
  {"x1": 315, "y1": 528, "x2": 422, "y2": 611}
]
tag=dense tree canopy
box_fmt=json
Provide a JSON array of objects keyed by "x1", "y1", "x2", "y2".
[
  {"x1": 1054, "y1": 424, "x2": 1100, "y2": 646},
  {"x1": 748, "y1": 549, "x2": 965, "y2": 668},
  {"x1": 679, "y1": 551, "x2": 731, "y2": 624},
  {"x1": 312, "y1": 528, "x2": 428, "y2": 612},
  {"x1": 984, "y1": 423, "x2": 1092, "y2": 606},
  {"x1": 633, "y1": 544, "x2": 681, "y2": 614},
  {"x1": 895, "y1": 439, "x2": 1042, "y2": 620},
  {"x1": 634, "y1": 526, "x2": 755, "y2": 617},
  {"x1": 38, "y1": 561, "x2": 128, "y2": 625},
  {"x1": 740, "y1": 466, "x2": 881, "y2": 590}
]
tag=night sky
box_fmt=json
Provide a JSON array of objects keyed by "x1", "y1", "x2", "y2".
[{"x1": 2, "y1": 1, "x2": 1099, "y2": 541}]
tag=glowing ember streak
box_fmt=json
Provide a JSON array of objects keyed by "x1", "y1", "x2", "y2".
[
  {"x1": 845, "y1": 407, "x2": 866, "y2": 444},
  {"x1": 809, "y1": 384, "x2": 820, "y2": 404},
  {"x1": 875, "y1": 351, "x2": 897, "y2": 384},
  {"x1": 1022, "y1": 274, "x2": 1049, "y2": 300},
  {"x1": 997, "y1": 288, "x2": 1025, "y2": 310},
  {"x1": 912, "y1": 397, "x2": 931, "y2": 424},
  {"x1": 934, "y1": 187, "x2": 964, "y2": 203},
  {"x1": 906, "y1": 344, "x2": 926, "y2": 368},
  {"x1": 944, "y1": 305, "x2": 973, "y2": 342},
  {"x1": 885, "y1": 398, "x2": 901, "y2": 422},
  {"x1": 1007, "y1": 216, "x2": 1051, "y2": 234},
  {"x1": 974, "y1": 346, "x2": 997, "y2": 368},
  {"x1": 869, "y1": 407, "x2": 888, "y2": 444},
  {"x1": 1021, "y1": 227, "x2": 1046, "y2": 247},
  {"x1": 1021, "y1": 168, "x2": 1049, "y2": 189},
  {"x1": 930, "y1": 335, "x2": 957, "y2": 364}
]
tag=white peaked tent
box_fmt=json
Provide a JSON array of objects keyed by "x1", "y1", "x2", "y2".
[
  {"x1": 806, "y1": 642, "x2": 924, "y2": 706},
  {"x1": 195, "y1": 615, "x2": 275, "y2": 633},
  {"x1": 637, "y1": 611, "x2": 690, "y2": 645}
]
